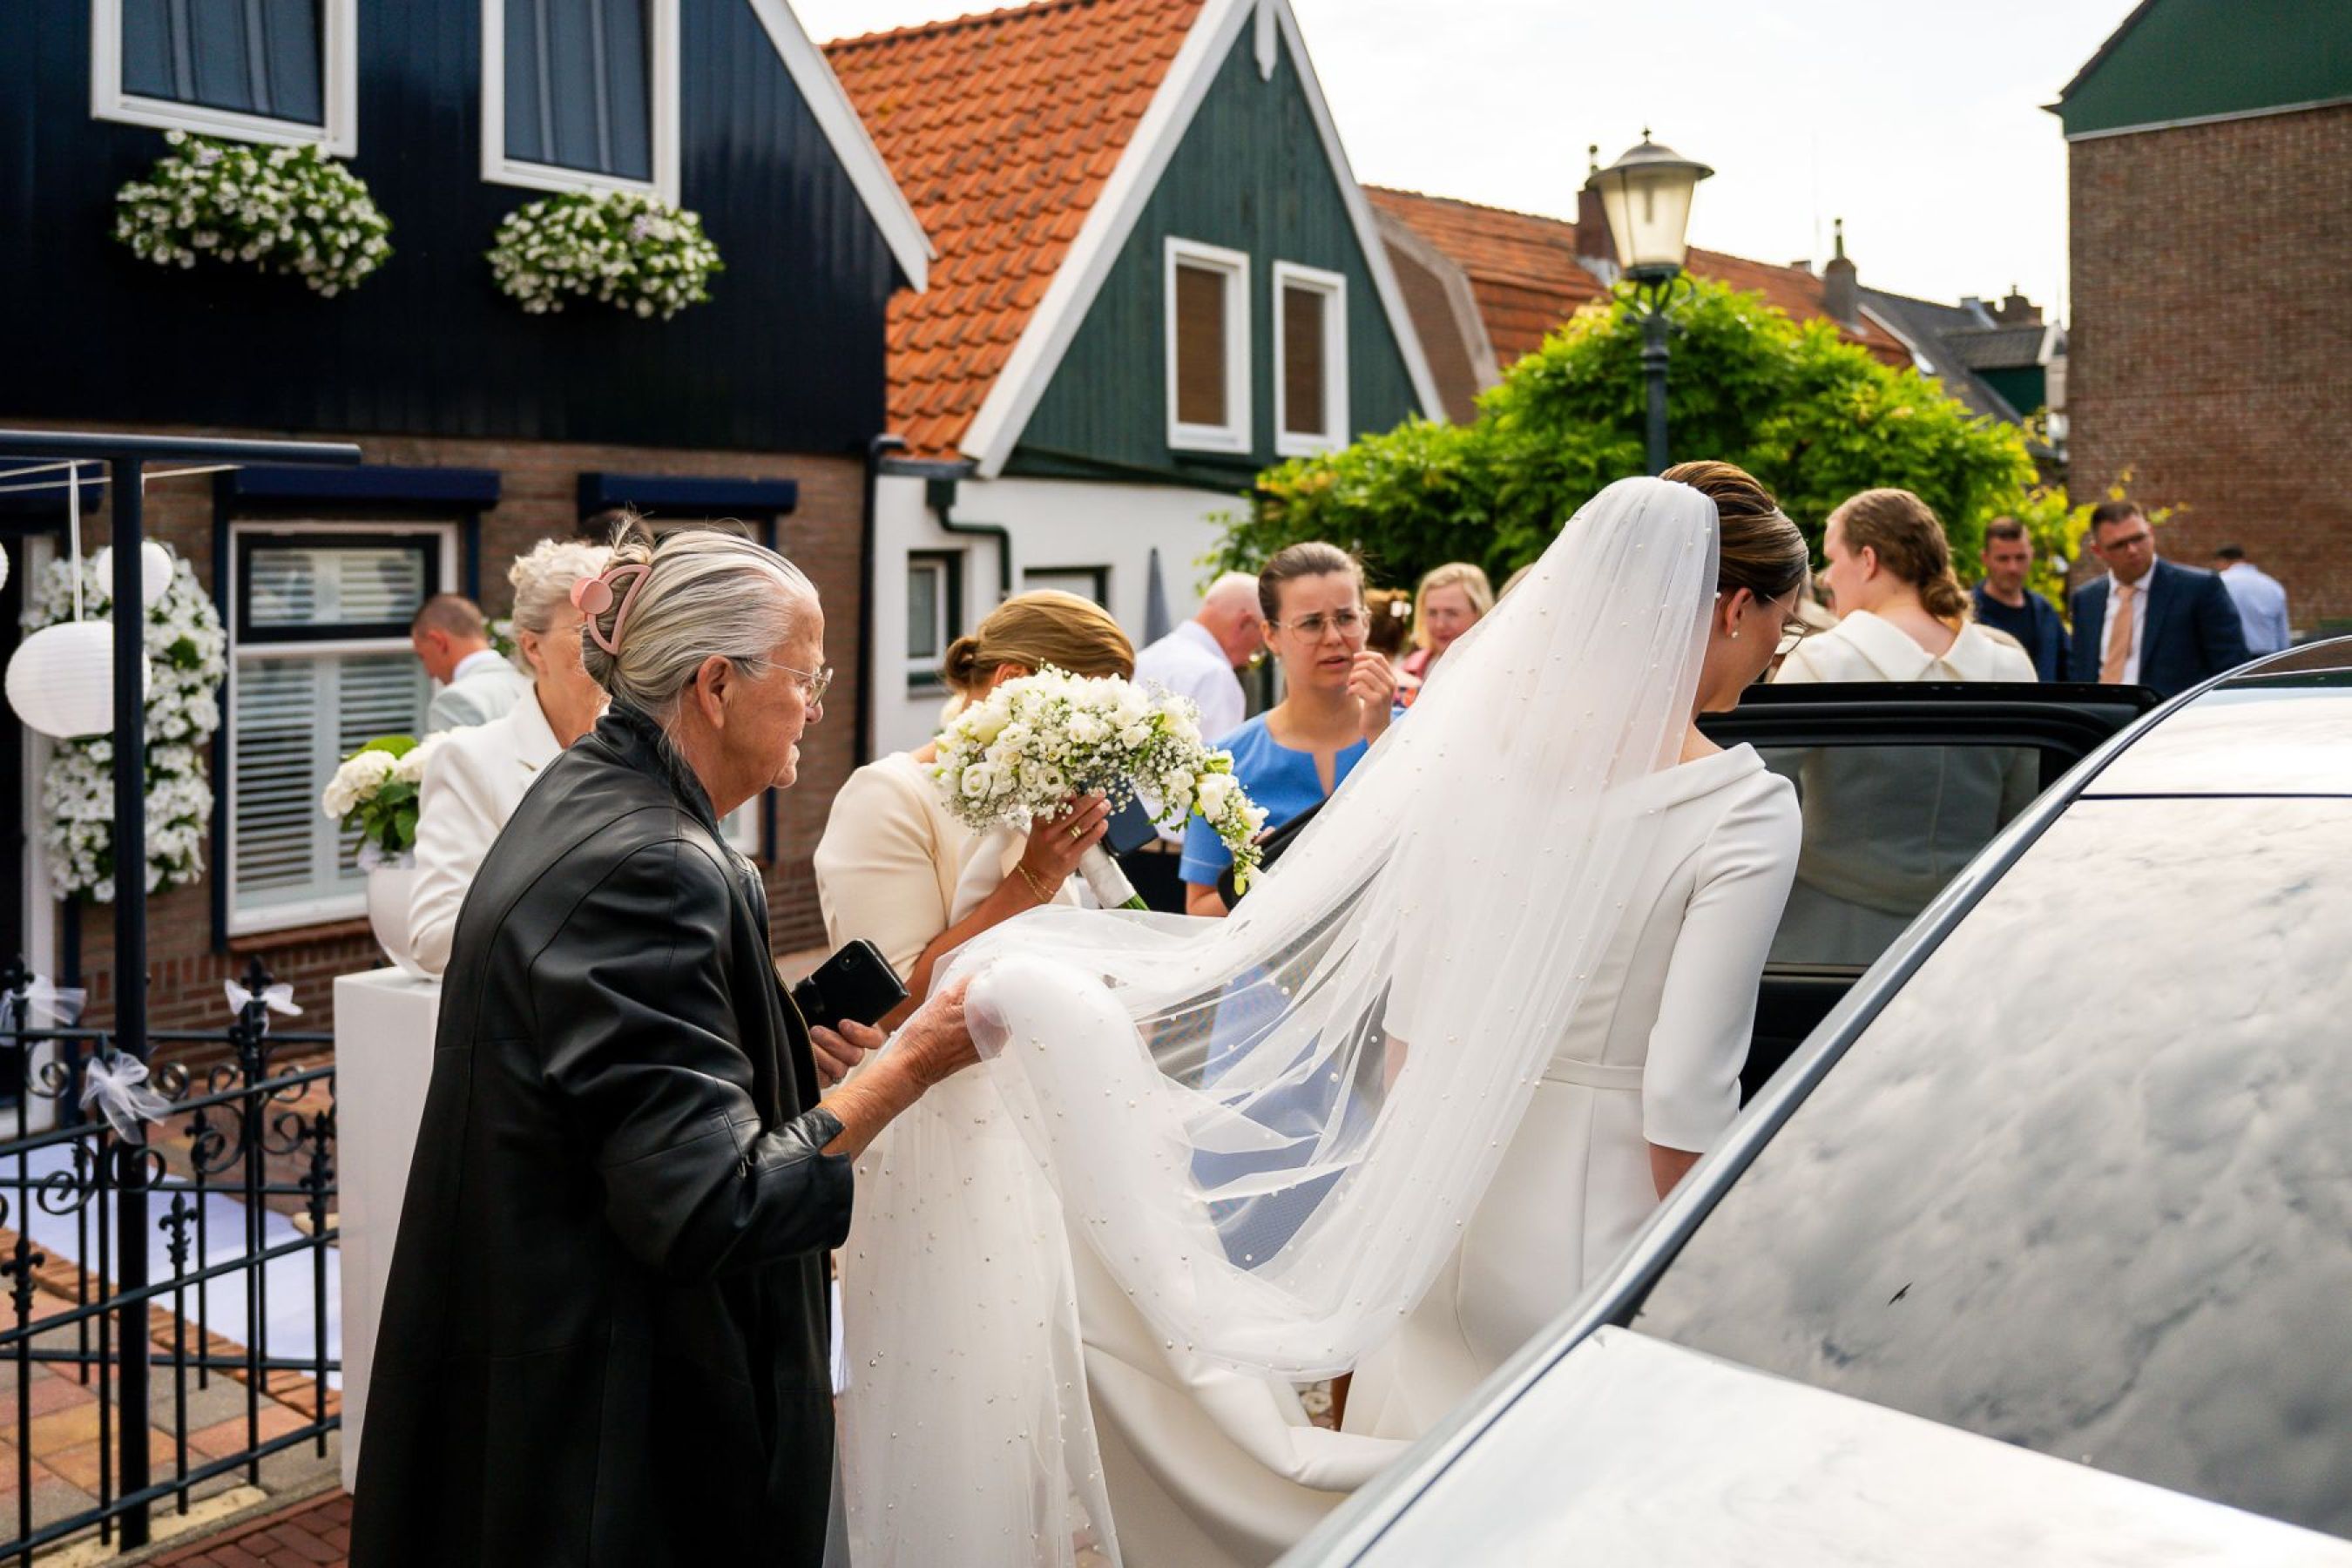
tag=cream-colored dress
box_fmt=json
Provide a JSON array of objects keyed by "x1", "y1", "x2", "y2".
[
  {"x1": 812, "y1": 751, "x2": 972, "y2": 980},
  {"x1": 1768, "y1": 611, "x2": 2039, "y2": 965},
  {"x1": 1345, "y1": 746, "x2": 1801, "y2": 1441}
]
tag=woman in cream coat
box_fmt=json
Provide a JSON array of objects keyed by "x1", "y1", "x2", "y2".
[
  {"x1": 407, "y1": 539, "x2": 610, "y2": 977},
  {"x1": 1771, "y1": 488, "x2": 2038, "y2": 965},
  {"x1": 813, "y1": 591, "x2": 1128, "y2": 1024}
]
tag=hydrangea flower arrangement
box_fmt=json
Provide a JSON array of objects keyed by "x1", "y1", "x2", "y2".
[
  {"x1": 112, "y1": 130, "x2": 392, "y2": 296},
  {"x1": 931, "y1": 668, "x2": 1268, "y2": 909},
  {"x1": 486, "y1": 190, "x2": 724, "y2": 319},
  {"x1": 24, "y1": 549, "x2": 228, "y2": 902},
  {"x1": 321, "y1": 735, "x2": 443, "y2": 871}
]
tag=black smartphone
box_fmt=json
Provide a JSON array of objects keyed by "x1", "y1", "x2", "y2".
[
  {"x1": 790, "y1": 939, "x2": 909, "y2": 1034},
  {"x1": 1105, "y1": 796, "x2": 1163, "y2": 856}
]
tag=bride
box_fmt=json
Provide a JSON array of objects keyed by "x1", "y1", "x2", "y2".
[{"x1": 839, "y1": 470, "x2": 1809, "y2": 1565}]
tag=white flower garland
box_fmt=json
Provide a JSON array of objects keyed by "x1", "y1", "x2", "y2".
[
  {"x1": 24, "y1": 551, "x2": 228, "y2": 904},
  {"x1": 113, "y1": 130, "x2": 392, "y2": 297},
  {"x1": 487, "y1": 190, "x2": 724, "y2": 320}
]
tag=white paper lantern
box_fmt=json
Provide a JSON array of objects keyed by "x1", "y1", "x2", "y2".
[
  {"x1": 0, "y1": 542, "x2": 10, "y2": 594},
  {"x1": 5, "y1": 622, "x2": 152, "y2": 740},
  {"x1": 91, "y1": 540, "x2": 174, "y2": 608}
]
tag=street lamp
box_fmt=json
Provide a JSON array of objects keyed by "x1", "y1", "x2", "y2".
[{"x1": 1585, "y1": 133, "x2": 1713, "y2": 473}]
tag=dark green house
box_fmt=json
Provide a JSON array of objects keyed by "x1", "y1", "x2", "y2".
[{"x1": 828, "y1": 0, "x2": 1439, "y2": 754}]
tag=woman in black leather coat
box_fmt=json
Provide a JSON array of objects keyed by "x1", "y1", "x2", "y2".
[{"x1": 352, "y1": 524, "x2": 976, "y2": 1566}]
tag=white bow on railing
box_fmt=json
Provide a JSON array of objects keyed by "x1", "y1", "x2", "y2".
[
  {"x1": 224, "y1": 977, "x2": 302, "y2": 1031},
  {"x1": 78, "y1": 1051, "x2": 173, "y2": 1139},
  {"x1": 0, "y1": 976, "x2": 86, "y2": 1034}
]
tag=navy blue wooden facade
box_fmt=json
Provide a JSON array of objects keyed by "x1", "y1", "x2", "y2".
[{"x1": 2, "y1": 0, "x2": 906, "y2": 455}]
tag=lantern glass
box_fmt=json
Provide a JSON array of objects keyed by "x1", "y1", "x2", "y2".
[
  {"x1": 1587, "y1": 138, "x2": 1713, "y2": 276},
  {"x1": 5, "y1": 622, "x2": 152, "y2": 740}
]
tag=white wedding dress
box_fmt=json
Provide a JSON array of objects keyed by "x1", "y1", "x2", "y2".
[{"x1": 839, "y1": 476, "x2": 1790, "y2": 1565}]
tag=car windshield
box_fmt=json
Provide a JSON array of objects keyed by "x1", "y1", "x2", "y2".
[{"x1": 1632, "y1": 794, "x2": 2352, "y2": 1539}]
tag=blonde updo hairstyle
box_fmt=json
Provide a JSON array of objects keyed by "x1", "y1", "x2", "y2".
[
  {"x1": 1409, "y1": 561, "x2": 1496, "y2": 652},
  {"x1": 505, "y1": 538, "x2": 612, "y2": 675},
  {"x1": 941, "y1": 591, "x2": 1134, "y2": 698},
  {"x1": 1828, "y1": 487, "x2": 1970, "y2": 624},
  {"x1": 578, "y1": 516, "x2": 817, "y2": 720}
]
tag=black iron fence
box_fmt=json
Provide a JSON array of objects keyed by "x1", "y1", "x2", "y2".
[{"x1": 0, "y1": 957, "x2": 337, "y2": 1564}]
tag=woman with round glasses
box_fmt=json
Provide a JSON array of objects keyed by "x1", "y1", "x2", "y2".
[{"x1": 1182, "y1": 542, "x2": 1396, "y2": 916}]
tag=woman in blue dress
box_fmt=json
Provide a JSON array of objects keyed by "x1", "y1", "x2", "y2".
[{"x1": 1183, "y1": 541, "x2": 1397, "y2": 916}]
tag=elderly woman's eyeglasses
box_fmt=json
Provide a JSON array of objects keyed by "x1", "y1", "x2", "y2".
[
  {"x1": 780, "y1": 662, "x2": 833, "y2": 704},
  {"x1": 1269, "y1": 608, "x2": 1368, "y2": 639}
]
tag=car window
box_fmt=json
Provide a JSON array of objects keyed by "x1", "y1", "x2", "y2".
[
  {"x1": 1761, "y1": 741, "x2": 2043, "y2": 970},
  {"x1": 1633, "y1": 796, "x2": 2352, "y2": 1538}
]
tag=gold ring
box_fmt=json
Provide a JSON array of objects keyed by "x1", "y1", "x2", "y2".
[{"x1": 1068, "y1": 826, "x2": 1083, "y2": 841}]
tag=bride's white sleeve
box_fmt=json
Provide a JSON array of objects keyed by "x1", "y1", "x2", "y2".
[{"x1": 1643, "y1": 778, "x2": 1801, "y2": 1152}]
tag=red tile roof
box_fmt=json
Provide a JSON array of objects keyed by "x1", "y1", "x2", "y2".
[
  {"x1": 826, "y1": 0, "x2": 1209, "y2": 458},
  {"x1": 1366, "y1": 186, "x2": 1911, "y2": 372}
]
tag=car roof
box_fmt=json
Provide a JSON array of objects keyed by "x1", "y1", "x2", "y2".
[{"x1": 2082, "y1": 638, "x2": 2352, "y2": 799}]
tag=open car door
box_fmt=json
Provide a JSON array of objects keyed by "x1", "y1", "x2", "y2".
[{"x1": 1698, "y1": 681, "x2": 2159, "y2": 1099}]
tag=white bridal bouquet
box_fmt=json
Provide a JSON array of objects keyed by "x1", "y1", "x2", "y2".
[
  {"x1": 931, "y1": 668, "x2": 1268, "y2": 909},
  {"x1": 321, "y1": 734, "x2": 443, "y2": 870}
]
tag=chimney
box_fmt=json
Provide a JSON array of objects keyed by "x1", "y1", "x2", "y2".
[
  {"x1": 1994, "y1": 284, "x2": 2042, "y2": 325},
  {"x1": 1821, "y1": 217, "x2": 1859, "y2": 328},
  {"x1": 1575, "y1": 143, "x2": 1615, "y2": 271}
]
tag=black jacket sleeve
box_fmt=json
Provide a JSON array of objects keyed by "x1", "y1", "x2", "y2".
[{"x1": 532, "y1": 837, "x2": 853, "y2": 1281}]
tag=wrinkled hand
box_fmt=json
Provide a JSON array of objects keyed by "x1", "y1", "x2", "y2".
[
  {"x1": 809, "y1": 1018, "x2": 882, "y2": 1087},
  {"x1": 1349, "y1": 651, "x2": 1399, "y2": 741},
  {"x1": 894, "y1": 975, "x2": 977, "y2": 1089},
  {"x1": 1016, "y1": 794, "x2": 1112, "y2": 893}
]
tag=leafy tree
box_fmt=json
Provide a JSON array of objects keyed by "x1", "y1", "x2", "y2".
[{"x1": 1225, "y1": 279, "x2": 2040, "y2": 589}]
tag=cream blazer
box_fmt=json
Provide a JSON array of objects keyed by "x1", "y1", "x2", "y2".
[
  {"x1": 1775, "y1": 608, "x2": 2036, "y2": 684},
  {"x1": 408, "y1": 689, "x2": 561, "y2": 977},
  {"x1": 812, "y1": 753, "x2": 974, "y2": 983}
]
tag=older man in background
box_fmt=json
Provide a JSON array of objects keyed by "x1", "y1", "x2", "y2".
[
  {"x1": 410, "y1": 592, "x2": 534, "y2": 731},
  {"x1": 1127, "y1": 571, "x2": 1264, "y2": 910}
]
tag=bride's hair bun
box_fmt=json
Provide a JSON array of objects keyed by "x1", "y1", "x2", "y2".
[
  {"x1": 938, "y1": 591, "x2": 1134, "y2": 697},
  {"x1": 942, "y1": 634, "x2": 987, "y2": 693}
]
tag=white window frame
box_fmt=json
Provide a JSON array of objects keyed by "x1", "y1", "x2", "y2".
[
  {"x1": 481, "y1": 0, "x2": 682, "y2": 205},
  {"x1": 1164, "y1": 237, "x2": 1252, "y2": 456},
  {"x1": 90, "y1": 0, "x2": 359, "y2": 154},
  {"x1": 905, "y1": 551, "x2": 961, "y2": 692},
  {"x1": 1272, "y1": 260, "x2": 1348, "y2": 457},
  {"x1": 224, "y1": 518, "x2": 458, "y2": 936}
]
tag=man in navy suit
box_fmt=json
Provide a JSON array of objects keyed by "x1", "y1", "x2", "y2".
[{"x1": 2067, "y1": 502, "x2": 2251, "y2": 698}]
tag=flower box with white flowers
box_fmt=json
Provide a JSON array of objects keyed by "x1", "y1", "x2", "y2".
[
  {"x1": 486, "y1": 189, "x2": 725, "y2": 320},
  {"x1": 112, "y1": 131, "x2": 392, "y2": 297}
]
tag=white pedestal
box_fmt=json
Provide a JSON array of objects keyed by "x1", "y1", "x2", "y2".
[{"x1": 334, "y1": 967, "x2": 440, "y2": 1492}]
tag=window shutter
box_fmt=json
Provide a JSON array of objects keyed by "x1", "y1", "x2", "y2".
[
  {"x1": 1282, "y1": 282, "x2": 1328, "y2": 437},
  {"x1": 233, "y1": 652, "x2": 429, "y2": 920},
  {"x1": 1174, "y1": 264, "x2": 1229, "y2": 429},
  {"x1": 245, "y1": 541, "x2": 429, "y2": 634}
]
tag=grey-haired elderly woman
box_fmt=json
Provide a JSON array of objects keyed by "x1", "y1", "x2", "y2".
[
  {"x1": 407, "y1": 537, "x2": 612, "y2": 977},
  {"x1": 351, "y1": 524, "x2": 977, "y2": 1567}
]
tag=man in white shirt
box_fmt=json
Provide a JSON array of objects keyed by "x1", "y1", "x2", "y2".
[
  {"x1": 411, "y1": 593, "x2": 534, "y2": 732},
  {"x1": 1127, "y1": 573, "x2": 1263, "y2": 908},
  {"x1": 1133, "y1": 571, "x2": 1262, "y2": 742},
  {"x1": 2213, "y1": 544, "x2": 2292, "y2": 655}
]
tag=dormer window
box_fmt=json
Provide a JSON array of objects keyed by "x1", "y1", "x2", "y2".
[
  {"x1": 1166, "y1": 238, "x2": 1252, "y2": 455},
  {"x1": 92, "y1": 0, "x2": 358, "y2": 152},
  {"x1": 1274, "y1": 261, "x2": 1348, "y2": 456},
  {"x1": 483, "y1": 0, "x2": 680, "y2": 202}
]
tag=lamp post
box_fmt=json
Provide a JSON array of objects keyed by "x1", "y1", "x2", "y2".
[{"x1": 1585, "y1": 133, "x2": 1713, "y2": 474}]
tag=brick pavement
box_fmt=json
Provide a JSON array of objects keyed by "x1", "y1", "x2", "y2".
[{"x1": 148, "y1": 1489, "x2": 349, "y2": 1568}]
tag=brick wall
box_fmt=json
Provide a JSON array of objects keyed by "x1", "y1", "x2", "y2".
[
  {"x1": 2067, "y1": 103, "x2": 2352, "y2": 625},
  {"x1": 10, "y1": 421, "x2": 866, "y2": 1049}
]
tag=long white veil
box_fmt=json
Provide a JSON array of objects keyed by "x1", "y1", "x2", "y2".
[{"x1": 841, "y1": 476, "x2": 1718, "y2": 1565}]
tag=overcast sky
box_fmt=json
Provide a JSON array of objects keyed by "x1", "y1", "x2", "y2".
[{"x1": 797, "y1": 0, "x2": 2137, "y2": 321}]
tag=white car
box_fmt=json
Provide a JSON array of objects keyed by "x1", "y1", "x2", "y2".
[{"x1": 1288, "y1": 642, "x2": 2352, "y2": 1565}]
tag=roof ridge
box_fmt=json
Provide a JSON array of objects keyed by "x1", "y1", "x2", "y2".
[
  {"x1": 824, "y1": 0, "x2": 1133, "y2": 53},
  {"x1": 1366, "y1": 184, "x2": 1577, "y2": 229}
]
